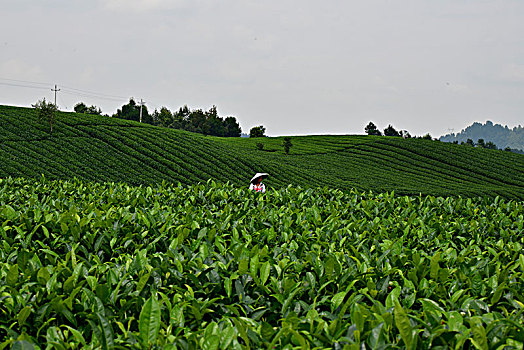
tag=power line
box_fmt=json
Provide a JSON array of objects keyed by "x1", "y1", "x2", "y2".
[
  {"x1": 60, "y1": 85, "x2": 127, "y2": 100},
  {"x1": 61, "y1": 89, "x2": 125, "y2": 102},
  {"x1": 0, "y1": 81, "x2": 49, "y2": 90},
  {"x1": 0, "y1": 76, "x2": 129, "y2": 103},
  {"x1": 0, "y1": 77, "x2": 50, "y2": 86}
]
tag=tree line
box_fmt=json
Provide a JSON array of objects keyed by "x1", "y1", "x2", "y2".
[
  {"x1": 35, "y1": 98, "x2": 268, "y2": 138},
  {"x1": 76, "y1": 99, "x2": 243, "y2": 137},
  {"x1": 364, "y1": 122, "x2": 433, "y2": 140}
]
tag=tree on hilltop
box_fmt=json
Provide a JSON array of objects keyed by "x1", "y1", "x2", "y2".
[
  {"x1": 400, "y1": 130, "x2": 411, "y2": 138},
  {"x1": 250, "y1": 125, "x2": 266, "y2": 138},
  {"x1": 172, "y1": 105, "x2": 190, "y2": 129},
  {"x1": 113, "y1": 98, "x2": 152, "y2": 124},
  {"x1": 486, "y1": 141, "x2": 497, "y2": 150},
  {"x1": 477, "y1": 139, "x2": 486, "y2": 148},
  {"x1": 185, "y1": 108, "x2": 206, "y2": 134},
  {"x1": 383, "y1": 125, "x2": 400, "y2": 137},
  {"x1": 33, "y1": 98, "x2": 58, "y2": 134},
  {"x1": 152, "y1": 107, "x2": 174, "y2": 128},
  {"x1": 73, "y1": 102, "x2": 87, "y2": 113},
  {"x1": 365, "y1": 122, "x2": 382, "y2": 136},
  {"x1": 202, "y1": 106, "x2": 224, "y2": 136},
  {"x1": 224, "y1": 116, "x2": 242, "y2": 137},
  {"x1": 74, "y1": 102, "x2": 102, "y2": 115},
  {"x1": 74, "y1": 102, "x2": 87, "y2": 113}
]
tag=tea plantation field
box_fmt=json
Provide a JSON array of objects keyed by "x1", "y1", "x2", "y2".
[
  {"x1": 1, "y1": 105, "x2": 524, "y2": 199},
  {"x1": 1, "y1": 177, "x2": 523, "y2": 349}
]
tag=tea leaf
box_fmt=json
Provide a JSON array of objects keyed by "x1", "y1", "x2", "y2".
[
  {"x1": 469, "y1": 316, "x2": 488, "y2": 350},
  {"x1": 394, "y1": 301, "x2": 413, "y2": 350},
  {"x1": 7, "y1": 264, "x2": 18, "y2": 286},
  {"x1": 139, "y1": 294, "x2": 161, "y2": 347},
  {"x1": 17, "y1": 306, "x2": 32, "y2": 326},
  {"x1": 260, "y1": 261, "x2": 270, "y2": 285}
]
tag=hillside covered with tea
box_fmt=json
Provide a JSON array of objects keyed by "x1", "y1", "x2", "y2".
[{"x1": 1, "y1": 105, "x2": 524, "y2": 199}]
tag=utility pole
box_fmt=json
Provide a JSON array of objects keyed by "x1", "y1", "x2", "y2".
[
  {"x1": 139, "y1": 99, "x2": 145, "y2": 123},
  {"x1": 51, "y1": 84, "x2": 60, "y2": 106}
]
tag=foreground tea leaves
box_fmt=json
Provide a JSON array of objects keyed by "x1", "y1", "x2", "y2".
[{"x1": 0, "y1": 177, "x2": 523, "y2": 348}]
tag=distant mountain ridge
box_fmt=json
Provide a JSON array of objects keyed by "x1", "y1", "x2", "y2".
[{"x1": 440, "y1": 121, "x2": 524, "y2": 151}]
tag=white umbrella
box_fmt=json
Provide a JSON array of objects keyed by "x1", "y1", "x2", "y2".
[{"x1": 250, "y1": 173, "x2": 269, "y2": 183}]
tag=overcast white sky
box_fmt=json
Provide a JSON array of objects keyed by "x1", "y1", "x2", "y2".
[{"x1": 1, "y1": 0, "x2": 523, "y2": 136}]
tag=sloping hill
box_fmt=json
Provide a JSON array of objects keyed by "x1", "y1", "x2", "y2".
[{"x1": 1, "y1": 105, "x2": 524, "y2": 199}]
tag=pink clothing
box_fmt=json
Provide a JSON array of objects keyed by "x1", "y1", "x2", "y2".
[{"x1": 249, "y1": 183, "x2": 266, "y2": 193}]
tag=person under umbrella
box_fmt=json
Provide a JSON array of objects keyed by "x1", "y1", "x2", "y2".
[{"x1": 249, "y1": 173, "x2": 268, "y2": 193}]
